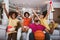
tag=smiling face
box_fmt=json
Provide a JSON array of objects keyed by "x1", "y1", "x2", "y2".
[
  {"x1": 24, "y1": 12, "x2": 30, "y2": 18},
  {"x1": 34, "y1": 16, "x2": 39, "y2": 23},
  {"x1": 9, "y1": 11, "x2": 18, "y2": 19},
  {"x1": 11, "y1": 13, "x2": 16, "y2": 19},
  {"x1": 25, "y1": 13, "x2": 29, "y2": 17}
]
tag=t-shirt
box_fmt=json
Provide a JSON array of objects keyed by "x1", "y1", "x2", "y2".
[
  {"x1": 23, "y1": 18, "x2": 31, "y2": 26},
  {"x1": 40, "y1": 18, "x2": 50, "y2": 30},
  {"x1": 8, "y1": 17, "x2": 19, "y2": 27},
  {"x1": 54, "y1": 23, "x2": 58, "y2": 28},
  {"x1": 7, "y1": 17, "x2": 19, "y2": 34},
  {"x1": 49, "y1": 23, "x2": 58, "y2": 29},
  {"x1": 29, "y1": 23, "x2": 45, "y2": 33}
]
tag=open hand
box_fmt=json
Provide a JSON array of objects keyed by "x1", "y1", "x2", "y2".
[{"x1": 16, "y1": 6, "x2": 19, "y2": 10}]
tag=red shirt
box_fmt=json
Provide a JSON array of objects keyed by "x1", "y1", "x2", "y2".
[
  {"x1": 29, "y1": 23, "x2": 45, "y2": 33},
  {"x1": 23, "y1": 18, "x2": 31, "y2": 26}
]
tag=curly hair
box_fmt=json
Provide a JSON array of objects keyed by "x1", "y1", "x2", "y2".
[
  {"x1": 9, "y1": 11, "x2": 18, "y2": 18},
  {"x1": 24, "y1": 12, "x2": 30, "y2": 17}
]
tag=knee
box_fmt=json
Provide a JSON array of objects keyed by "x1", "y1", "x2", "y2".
[{"x1": 28, "y1": 28, "x2": 32, "y2": 33}]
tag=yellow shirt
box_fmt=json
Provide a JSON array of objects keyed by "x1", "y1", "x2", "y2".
[
  {"x1": 8, "y1": 17, "x2": 19, "y2": 27},
  {"x1": 54, "y1": 23, "x2": 58, "y2": 28},
  {"x1": 40, "y1": 18, "x2": 50, "y2": 30},
  {"x1": 49, "y1": 23, "x2": 58, "y2": 29}
]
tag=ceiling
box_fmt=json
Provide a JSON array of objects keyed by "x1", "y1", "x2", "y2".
[{"x1": 9, "y1": 0, "x2": 49, "y2": 11}]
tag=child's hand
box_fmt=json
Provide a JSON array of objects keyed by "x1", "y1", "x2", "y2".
[
  {"x1": 22, "y1": 28, "x2": 26, "y2": 32},
  {"x1": 32, "y1": 9, "x2": 35, "y2": 12},
  {"x1": 8, "y1": 28, "x2": 15, "y2": 32},
  {"x1": 16, "y1": 6, "x2": 20, "y2": 12},
  {"x1": 16, "y1": 6, "x2": 19, "y2": 10},
  {"x1": 22, "y1": 27, "x2": 29, "y2": 32},
  {"x1": 15, "y1": 6, "x2": 21, "y2": 15},
  {"x1": 45, "y1": 29, "x2": 50, "y2": 33}
]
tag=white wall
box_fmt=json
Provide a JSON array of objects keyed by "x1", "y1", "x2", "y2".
[
  {"x1": 47, "y1": 2, "x2": 60, "y2": 23},
  {"x1": 2, "y1": 0, "x2": 9, "y2": 26},
  {"x1": 47, "y1": 3, "x2": 53, "y2": 23},
  {"x1": 0, "y1": 0, "x2": 9, "y2": 40},
  {"x1": 53, "y1": 2, "x2": 60, "y2": 8}
]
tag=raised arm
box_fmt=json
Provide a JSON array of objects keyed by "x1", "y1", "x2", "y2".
[
  {"x1": 32, "y1": 10, "x2": 40, "y2": 20},
  {"x1": 44, "y1": 4, "x2": 52, "y2": 19},
  {"x1": 16, "y1": 7, "x2": 24, "y2": 19},
  {"x1": 29, "y1": 12, "x2": 35, "y2": 20},
  {"x1": 2, "y1": 3, "x2": 9, "y2": 18}
]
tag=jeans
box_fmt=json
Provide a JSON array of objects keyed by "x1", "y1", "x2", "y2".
[
  {"x1": 7, "y1": 33, "x2": 17, "y2": 40},
  {"x1": 29, "y1": 32, "x2": 34, "y2": 40},
  {"x1": 17, "y1": 28, "x2": 32, "y2": 40},
  {"x1": 45, "y1": 32, "x2": 50, "y2": 40}
]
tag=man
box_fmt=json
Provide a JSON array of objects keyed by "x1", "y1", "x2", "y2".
[{"x1": 29, "y1": 16, "x2": 45, "y2": 40}]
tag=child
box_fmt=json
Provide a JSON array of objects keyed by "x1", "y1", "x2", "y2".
[
  {"x1": 2, "y1": 3, "x2": 20, "y2": 40},
  {"x1": 16, "y1": 7, "x2": 34, "y2": 26},
  {"x1": 16, "y1": 7, "x2": 35, "y2": 40},
  {"x1": 17, "y1": 25, "x2": 34, "y2": 40},
  {"x1": 49, "y1": 20, "x2": 58, "y2": 34}
]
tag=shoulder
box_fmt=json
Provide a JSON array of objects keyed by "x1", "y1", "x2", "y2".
[
  {"x1": 9, "y1": 16, "x2": 11, "y2": 19},
  {"x1": 39, "y1": 24, "x2": 46, "y2": 28},
  {"x1": 29, "y1": 23, "x2": 34, "y2": 26},
  {"x1": 44, "y1": 18, "x2": 47, "y2": 20},
  {"x1": 15, "y1": 19, "x2": 20, "y2": 22}
]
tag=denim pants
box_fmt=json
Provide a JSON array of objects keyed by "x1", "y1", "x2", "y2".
[
  {"x1": 45, "y1": 32, "x2": 50, "y2": 40},
  {"x1": 17, "y1": 28, "x2": 32, "y2": 40},
  {"x1": 7, "y1": 33, "x2": 17, "y2": 40}
]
